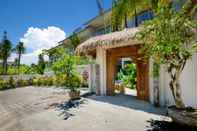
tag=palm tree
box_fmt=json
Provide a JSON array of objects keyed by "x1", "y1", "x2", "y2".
[
  {"x1": 112, "y1": 0, "x2": 150, "y2": 31},
  {"x1": 111, "y1": 0, "x2": 165, "y2": 31},
  {"x1": 14, "y1": 42, "x2": 25, "y2": 73},
  {"x1": 0, "y1": 31, "x2": 12, "y2": 75}
]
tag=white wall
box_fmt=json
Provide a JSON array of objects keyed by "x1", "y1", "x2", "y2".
[
  {"x1": 96, "y1": 47, "x2": 107, "y2": 95},
  {"x1": 149, "y1": 59, "x2": 154, "y2": 104},
  {"x1": 159, "y1": 54, "x2": 197, "y2": 108},
  {"x1": 180, "y1": 54, "x2": 197, "y2": 107}
]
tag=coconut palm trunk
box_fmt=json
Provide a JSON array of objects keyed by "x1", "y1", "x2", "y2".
[
  {"x1": 2, "y1": 59, "x2": 7, "y2": 75},
  {"x1": 14, "y1": 42, "x2": 25, "y2": 74},
  {"x1": 133, "y1": 0, "x2": 138, "y2": 27},
  {"x1": 124, "y1": 13, "x2": 128, "y2": 28},
  {"x1": 18, "y1": 53, "x2": 21, "y2": 74},
  {"x1": 134, "y1": 8, "x2": 138, "y2": 27}
]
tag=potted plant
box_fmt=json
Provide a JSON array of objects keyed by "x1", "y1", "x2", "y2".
[{"x1": 52, "y1": 53, "x2": 81, "y2": 100}]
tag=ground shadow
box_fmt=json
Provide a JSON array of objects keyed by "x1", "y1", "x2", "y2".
[
  {"x1": 87, "y1": 94, "x2": 166, "y2": 115},
  {"x1": 55, "y1": 98, "x2": 87, "y2": 120},
  {"x1": 147, "y1": 119, "x2": 197, "y2": 131}
]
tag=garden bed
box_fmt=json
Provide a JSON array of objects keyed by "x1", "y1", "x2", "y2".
[
  {"x1": 167, "y1": 106, "x2": 197, "y2": 127},
  {"x1": 148, "y1": 119, "x2": 197, "y2": 131}
]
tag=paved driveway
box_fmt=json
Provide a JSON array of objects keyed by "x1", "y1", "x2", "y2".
[{"x1": 0, "y1": 87, "x2": 169, "y2": 131}]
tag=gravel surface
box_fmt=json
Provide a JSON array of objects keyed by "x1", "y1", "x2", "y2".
[
  {"x1": 0, "y1": 87, "x2": 68, "y2": 131},
  {"x1": 0, "y1": 87, "x2": 169, "y2": 131}
]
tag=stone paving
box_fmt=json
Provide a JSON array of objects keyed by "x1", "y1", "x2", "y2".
[{"x1": 0, "y1": 87, "x2": 169, "y2": 131}]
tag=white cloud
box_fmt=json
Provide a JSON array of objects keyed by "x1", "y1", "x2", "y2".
[{"x1": 14, "y1": 26, "x2": 66, "y2": 65}]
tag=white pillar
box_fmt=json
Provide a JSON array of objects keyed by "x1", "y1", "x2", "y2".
[
  {"x1": 96, "y1": 47, "x2": 107, "y2": 95},
  {"x1": 149, "y1": 59, "x2": 154, "y2": 105}
]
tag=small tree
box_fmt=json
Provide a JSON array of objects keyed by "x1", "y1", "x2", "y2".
[
  {"x1": 137, "y1": 1, "x2": 197, "y2": 108},
  {"x1": 52, "y1": 54, "x2": 81, "y2": 91}
]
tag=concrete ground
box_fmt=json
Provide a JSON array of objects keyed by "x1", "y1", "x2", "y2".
[{"x1": 0, "y1": 87, "x2": 169, "y2": 131}]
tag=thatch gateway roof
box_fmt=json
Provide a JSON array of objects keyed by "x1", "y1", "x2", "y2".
[{"x1": 76, "y1": 28, "x2": 141, "y2": 55}]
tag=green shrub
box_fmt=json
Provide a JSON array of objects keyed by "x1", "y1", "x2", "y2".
[
  {"x1": 33, "y1": 78, "x2": 42, "y2": 86},
  {"x1": 32, "y1": 76, "x2": 55, "y2": 87},
  {"x1": 116, "y1": 63, "x2": 137, "y2": 89},
  {"x1": 54, "y1": 75, "x2": 67, "y2": 87},
  {"x1": 16, "y1": 79, "x2": 29, "y2": 87},
  {"x1": 0, "y1": 78, "x2": 14, "y2": 90},
  {"x1": 64, "y1": 73, "x2": 81, "y2": 91},
  {"x1": 0, "y1": 80, "x2": 8, "y2": 90},
  {"x1": 8, "y1": 77, "x2": 16, "y2": 88}
]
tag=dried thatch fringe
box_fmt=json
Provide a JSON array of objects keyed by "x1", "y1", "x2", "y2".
[{"x1": 75, "y1": 27, "x2": 141, "y2": 55}]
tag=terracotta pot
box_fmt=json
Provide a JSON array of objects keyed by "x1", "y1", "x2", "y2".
[{"x1": 69, "y1": 90, "x2": 80, "y2": 100}]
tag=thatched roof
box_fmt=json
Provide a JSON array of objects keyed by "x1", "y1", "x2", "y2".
[{"x1": 76, "y1": 28, "x2": 141, "y2": 55}]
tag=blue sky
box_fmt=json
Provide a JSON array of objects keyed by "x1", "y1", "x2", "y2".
[{"x1": 0, "y1": 0, "x2": 111, "y2": 64}]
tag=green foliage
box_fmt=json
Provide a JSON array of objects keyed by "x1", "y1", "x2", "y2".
[
  {"x1": 33, "y1": 76, "x2": 55, "y2": 87},
  {"x1": 136, "y1": 1, "x2": 197, "y2": 108},
  {"x1": 37, "y1": 54, "x2": 46, "y2": 75},
  {"x1": 153, "y1": 63, "x2": 160, "y2": 78},
  {"x1": 0, "y1": 77, "x2": 31, "y2": 91},
  {"x1": 76, "y1": 56, "x2": 91, "y2": 65},
  {"x1": 0, "y1": 65, "x2": 38, "y2": 75},
  {"x1": 0, "y1": 78, "x2": 10, "y2": 90},
  {"x1": 0, "y1": 31, "x2": 12, "y2": 74},
  {"x1": 53, "y1": 75, "x2": 67, "y2": 87},
  {"x1": 111, "y1": 0, "x2": 152, "y2": 31},
  {"x1": 13, "y1": 41, "x2": 25, "y2": 73},
  {"x1": 16, "y1": 79, "x2": 29, "y2": 87},
  {"x1": 136, "y1": 2, "x2": 197, "y2": 67},
  {"x1": 52, "y1": 54, "x2": 81, "y2": 91},
  {"x1": 69, "y1": 33, "x2": 80, "y2": 49},
  {"x1": 116, "y1": 63, "x2": 137, "y2": 89},
  {"x1": 8, "y1": 77, "x2": 15, "y2": 88},
  {"x1": 31, "y1": 75, "x2": 81, "y2": 89},
  {"x1": 52, "y1": 54, "x2": 78, "y2": 75},
  {"x1": 47, "y1": 47, "x2": 66, "y2": 62},
  {"x1": 64, "y1": 73, "x2": 81, "y2": 91}
]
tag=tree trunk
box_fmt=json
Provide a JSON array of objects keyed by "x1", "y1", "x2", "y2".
[
  {"x1": 124, "y1": 13, "x2": 128, "y2": 28},
  {"x1": 134, "y1": 8, "x2": 138, "y2": 27},
  {"x1": 18, "y1": 53, "x2": 21, "y2": 74},
  {"x1": 169, "y1": 66, "x2": 185, "y2": 109},
  {"x1": 2, "y1": 59, "x2": 7, "y2": 75},
  {"x1": 1, "y1": 61, "x2": 4, "y2": 75},
  {"x1": 3, "y1": 59, "x2": 8, "y2": 75},
  {"x1": 133, "y1": 0, "x2": 138, "y2": 27}
]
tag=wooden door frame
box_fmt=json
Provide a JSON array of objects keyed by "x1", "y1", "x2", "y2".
[{"x1": 106, "y1": 45, "x2": 149, "y2": 101}]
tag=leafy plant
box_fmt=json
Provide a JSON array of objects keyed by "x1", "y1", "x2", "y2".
[
  {"x1": 37, "y1": 54, "x2": 46, "y2": 75},
  {"x1": 116, "y1": 63, "x2": 137, "y2": 89},
  {"x1": 52, "y1": 54, "x2": 81, "y2": 91},
  {"x1": 0, "y1": 31, "x2": 12, "y2": 75},
  {"x1": 69, "y1": 33, "x2": 80, "y2": 49},
  {"x1": 111, "y1": 0, "x2": 157, "y2": 31}
]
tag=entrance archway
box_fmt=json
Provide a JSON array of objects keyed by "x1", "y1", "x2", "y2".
[{"x1": 106, "y1": 45, "x2": 149, "y2": 101}]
